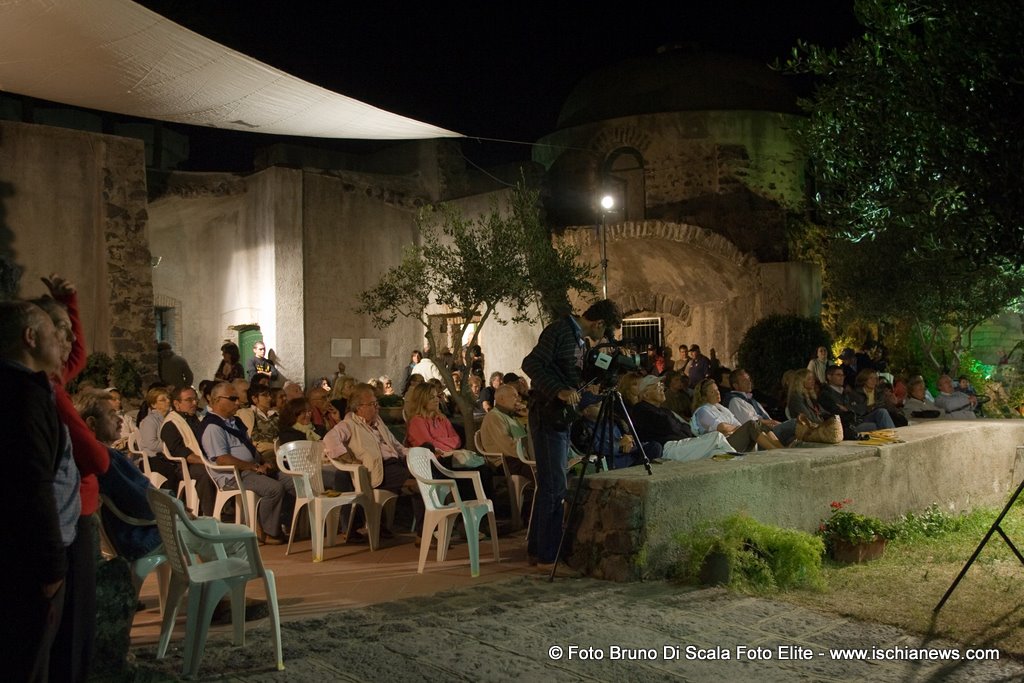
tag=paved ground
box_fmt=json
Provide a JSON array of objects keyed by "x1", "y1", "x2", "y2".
[{"x1": 129, "y1": 576, "x2": 1024, "y2": 682}]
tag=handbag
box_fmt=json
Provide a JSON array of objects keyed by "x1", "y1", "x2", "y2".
[{"x1": 796, "y1": 414, "x2": 843, "y2": 444}]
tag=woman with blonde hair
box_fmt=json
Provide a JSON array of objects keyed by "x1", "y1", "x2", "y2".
[
  {"x1": 787, "y1": 368, "x2": 823, "y2": 423},
  {"x1": 690, "y1": 379, "x2": 782, "y2": 452},
  {"x1": 404, "y1": 382, "x2": 494, "y2": 499},
  {"x1": 617, "y1": 371, "x2": 643, "y2": 406}
]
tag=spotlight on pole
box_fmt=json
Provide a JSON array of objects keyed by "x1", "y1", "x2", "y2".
[{"x1": 600, "y1": 194, "x2": 615, "y2": 211}]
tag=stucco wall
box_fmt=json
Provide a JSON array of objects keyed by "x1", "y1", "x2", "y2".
[
  {"x1": 301, "y1": 172, "x2": 423, "y2": 386},
  {"x1": 0, "y1": 120, "x2": 154, "y2": 371}
]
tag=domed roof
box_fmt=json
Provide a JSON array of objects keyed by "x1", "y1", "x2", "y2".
[{"x1": 556, "y1": 47, "x2": 800, "y2": 129}]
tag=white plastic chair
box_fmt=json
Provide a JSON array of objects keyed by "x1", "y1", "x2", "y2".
[
  {"x1": 146, "y1": 489, "x2": 283, "y2": 678},
  {"x1": 98, "y1": 494, "x2": 169, "y2": 614},
  {"x1": 203, "y1": 459, "x2": 261, "y2": 535},
  {"x1": 128, "y1": 430, "x2": 167, "y2": 490},
  {"x1": 474, "y1": 431, "x2": 531, "y2": 530},
  {"x1": 277, "y1": 440, "x2": 382, "y2": 559},
  {"x1": 162, "y1": 444, "x2": 199, "y2": 514},
  {"x1": 407, "y1": 447, "x2": 499, "y2": 577}
]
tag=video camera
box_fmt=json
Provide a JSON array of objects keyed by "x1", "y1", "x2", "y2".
[{"x1": 582, "y1": 332, "x2": 642, "y2": 390}]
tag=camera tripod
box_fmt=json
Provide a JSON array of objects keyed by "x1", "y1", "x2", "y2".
[{"x1": 548, "y1": 386, "x2": 653, "y2": 581}]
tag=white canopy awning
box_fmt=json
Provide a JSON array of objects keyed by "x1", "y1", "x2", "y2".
[{"x1": 0, "y1": 0, "x2": 462, "y2": 140}]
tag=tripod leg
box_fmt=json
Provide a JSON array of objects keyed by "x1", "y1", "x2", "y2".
[{"x1": 934, "y1": 477, "x2": 1024, "y2": 612}]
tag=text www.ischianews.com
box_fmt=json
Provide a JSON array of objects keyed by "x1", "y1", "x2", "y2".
[{"x1": 545, "y1": 644, "x2": 1001, "y2": 663}]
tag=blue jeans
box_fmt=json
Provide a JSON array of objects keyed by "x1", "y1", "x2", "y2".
[
  {"x1": 528, "y1": 403, "x2": 570, "y2": 564},
  {"x1": 856, "y1": 408, "x2": 895, "y2": 432}
]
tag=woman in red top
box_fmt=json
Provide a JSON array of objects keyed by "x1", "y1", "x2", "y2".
[
  {"x1": 34, "y1": 273, "x2": 108, "y2": 681},
  {"x1": 404, "y1": 383, "x2": 494, "y2": 501}
]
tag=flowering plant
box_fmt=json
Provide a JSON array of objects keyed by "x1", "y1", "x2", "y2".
[{"x1": 818, "y1": 499, "x2": 896, "y2": 546}]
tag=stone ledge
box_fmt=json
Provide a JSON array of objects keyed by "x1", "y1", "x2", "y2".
[{"x1": 569, "y1": 420, "x2": 1024, "y2": 582}]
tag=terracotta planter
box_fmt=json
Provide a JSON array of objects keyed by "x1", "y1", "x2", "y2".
[{"x1": 830, "y1": 537, "x2": 887, "y2": 564}]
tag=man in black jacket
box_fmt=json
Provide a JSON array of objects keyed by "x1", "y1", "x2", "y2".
[
  {"x1": 0, "y1": 300, "x2": 66, "y2": 680},
  {"x1": 521, "y1": 299, "x2": 621, "y2": 573}
]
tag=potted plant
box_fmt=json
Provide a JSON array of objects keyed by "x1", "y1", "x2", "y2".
[
  {"x1": 819, "y1": 498, "x2": 895, "y2": 563},
  {"x1": 377, "y1": 394, "x2": 405, "y2": 423}
]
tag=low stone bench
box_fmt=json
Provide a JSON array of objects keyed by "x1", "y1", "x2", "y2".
[{"x1": 568, "y1": 420, "x2": 1024, "y2": 581}]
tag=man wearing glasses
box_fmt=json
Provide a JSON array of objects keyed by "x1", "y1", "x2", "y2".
[
  {"x1": 200, "y1": 381, "x2": 294, "y2": 544},
  {"x1": 160, "y1": 385, "x2": 217, "y2": 516},
  {"x1": 324, "y1": 383, "x2": 411, "y2": 495},
  {"x1": 246, "y1": 341, "x2": 279, "y2": 384}
]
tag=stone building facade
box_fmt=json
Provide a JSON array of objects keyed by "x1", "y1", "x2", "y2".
[{"x1": 537, "y1": 48, "x2": 820, "y2": 360}]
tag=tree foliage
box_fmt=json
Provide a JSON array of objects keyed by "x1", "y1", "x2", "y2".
[
  {"x1": 356, "y1": 182, "x2": 595, "y2": 440},
  {"x1": 787, "y1": 0, "x2": 1024, "y2": 270},
  {"x1": 787, "y1": 0, "x2": 1024, "y2": 372},
  {"x1": 737, "y1": 315, "x2": 831, "y2": 397}
]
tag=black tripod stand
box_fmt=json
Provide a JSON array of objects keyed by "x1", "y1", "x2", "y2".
[
  {"x1": 934, "y1": 476, "x2": 1024, "y2": 612},
  {"x1": 548, "y1": 387, "x2": 652, "y2": 581}
]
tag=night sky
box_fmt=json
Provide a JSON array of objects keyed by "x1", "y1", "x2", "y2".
[{"x1": 135, "y1": 1, "x2": 861, "y2": 171}]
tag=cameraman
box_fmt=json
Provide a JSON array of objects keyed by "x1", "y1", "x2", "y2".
[{"x1": 522, "y1": 299, "x2": 622, "y2": 573}]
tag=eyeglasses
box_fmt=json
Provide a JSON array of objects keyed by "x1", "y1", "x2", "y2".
[
  {"x1": 358, "y1": 401, "x2": 379, "y2": 408},
  {"x1": 217, "y1": 395, "x2": 240, "y2": 402}
]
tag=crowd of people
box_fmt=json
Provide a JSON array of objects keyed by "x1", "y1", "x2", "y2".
[{"x1": 0, "y1": 259, "x2": 992, "y2": 679}]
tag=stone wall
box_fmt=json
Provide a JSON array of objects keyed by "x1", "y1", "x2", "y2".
[
  {"x1": 559, "y1": 220, "x2": 820, "y2": 362},
  {"x1": 0, "y1": 121, "x2": 155, "y2": 375},
  {"x1": 569, "y1": 420, "x2": 1024, "y2": 581},
  {"x1": 537, "y1": 110, "x2": 805, "y2": 262}
]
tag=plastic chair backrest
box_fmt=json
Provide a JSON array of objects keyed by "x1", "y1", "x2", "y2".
[
  {"x1": 146, "y1": 489, "x2": 195, "y2": 578},
  {"x1": 276, "y1": 440, "x2": 325, "y2": 498},
  {"x1": 407, "y1": 447, "x2": 458, "y2": 510}
]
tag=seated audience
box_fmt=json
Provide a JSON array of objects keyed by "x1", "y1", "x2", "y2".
[
  {"x1": 571, "y1": 392, "x2": 661, "y2": 468},
  {"x1": 159, "y1": 385, "x2": 217, "y2": 515},
  {"x1": 323, "y1": 383, "x2": 412, "y2": 495},
  {"x1": 479, "y1": 384, "x2": 536, "y2": 479},
  {"x1": 616, "y1": 371, "x2": 643, "y2": 407},
  {"x1": 215, "y1": 342, "x2": 245, "y2": 382},
  {"x1": 277, "y1": 397, "x2": 319, "y2": 445},
  {"x1": 787, "y1": 369, "x2": 824, "y2": 423},
  {"x1": 244, "y1": 385, "x2": 280, "y2": 461},
  {"x1": 662, "y1": 370, "x2": 692, "y2": 418},
  {"x1": 726, "y1": 368, "x2": 797, "y2": 445},
  {"x1": 404, "y1": 382, "x2": 494, "y2": 499},
  {"x1": 107, "y1": 386, "x2": 135, "y2": 450},
  {"x1": 480, "y1": 371, "x2": 503, "y2": 412},
  {"x1": 138, "y1": 386, "x2": 182, "y2": 493},
  {"x1": 935, "y1": 374, "x2": 978, "y2": 420},
  {"x1": 630, "y1": 375, "x2": 735, "y2": 460},
  {"x1": 308, "y1": 385, "x2": 341, "y2": 436},
  {"x1": 852, "y1": 369, "x2": 908, "y2": 427},
  {"x1": 818, "y1": 364, "x2": 896, "y2": 432},
  {"x1": 200, "y1": 381, "x2": 295, "y2": 544},
  {"x1": 807, "y1": 346, "x2": 828, "y2": 385},
  {"x1": 690, "y1": 378, "x2": 783, "y2": 452},
  {"x1": 467, "y1": 374, "x2": 486, "y2": 416},
  {"x1": 904, "y1": 378, "x2": 943, "y2": 418}
]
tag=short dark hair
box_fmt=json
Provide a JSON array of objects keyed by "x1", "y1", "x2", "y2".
[
  {"x1": 581, "y1": 299, "x2": 623, "y2": 329},
  {"x1": 729, "y1": 368, "x2": 748, "y2": 387},
  {"x1": 826, "y1": 364, "x2": 844, "y2": 375},
  {"x1": 279, "y1": 397, "x2": 309, "y2": 428},
  {"x1": 171, "y1": 385, "x2": 197, "y2": 402}
]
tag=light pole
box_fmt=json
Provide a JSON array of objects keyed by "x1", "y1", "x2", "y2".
[{"x1": 599, "y1": 193, "x2": 614, "y2": 299}]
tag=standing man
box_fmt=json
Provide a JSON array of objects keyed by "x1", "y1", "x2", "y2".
[
  {"x1": 156, "y1": 341, "x2": 194, "y2": 390},
  {"x1": 686, "y1": 344, "x2": 711, "y2": 386},
  {"x1": 522, "y1": 299, "x2": 622, "y2": 575},
  {"x1": 160, "y1": 385, "x2": 217, "y2": 515},
  {"x1": 246, "y1": 340, "x2": 279, "y2": 384},
  {"x1": 0, "y1": 300, "x2": 67, "y2": 681},
  {"x1": 200, "y1": 381, "x2": 294, "y2": 544}
]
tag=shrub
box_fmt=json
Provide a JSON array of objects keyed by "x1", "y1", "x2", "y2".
[
  {"x1": 737, "y1": 315, "x2": 831, "y2": 396},
  {"x1": 674, "y1": 514, "x2": 824, "y2": 593}
]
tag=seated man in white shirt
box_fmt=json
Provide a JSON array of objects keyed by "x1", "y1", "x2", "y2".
[
  {"x1": 904, "y1": 378, "x2": 942, "y2": 418},
  {"x1": 934, "y1": 374, "x2": 977, "y2": 420},
  {"x1": 200, "y1": 381, "x2": 294, "y2": 544},
  {"x1": 725, "y1": 369, "x2": 798, "y2": 446},
  {"x1": 323, "y1": 384, "x2": 411, "y2": 495}
]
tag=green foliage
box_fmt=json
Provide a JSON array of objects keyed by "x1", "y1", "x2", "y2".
[
  {"x1": 675, "y1": 514, "x2": 824, "y2": 593},
  {"x1": 68, "y1": 352, "x2": 114, "y2": 394},
  {"x1": 786, "y1": 0, "x2": 1024, "y2": 272},
  {"x1": 736, "y1": 315, "x2": 831, "y2": 396},
  {"x1": 819, "y1": 499, "x2": 896, "y2": 549},
  {"x1": 890, "y1": 504, "x2": 966, "y2": 542},
  {"x1": 66, "y1": 352, "x2": 143, "y2": 398},
  {"x1": 378, "y1": 394, "x2": 404, "y2": 408}
]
